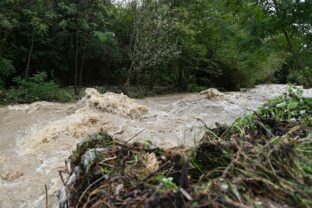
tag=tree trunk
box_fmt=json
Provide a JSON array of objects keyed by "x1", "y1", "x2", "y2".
[
  {"x1": 25, "y1": 33, "x2": 34, "y2": 80},
  {"x1": 134, "y1": 70, "x2": 139, "y2": 86},
  {"x1": 126, "y1": 62, "x2": 134, "y2": 86},
  {"x1": 87, "y1": 67, "x2": 90, "y2": 85},
  {"x1": 79, "y1": 47, "x2": 86, "y2": 87},
  {"x1": 74, "y1": 12, "x2": 79, "y2": 95},
  {"x1": 0, "y1": 31, "x2": 9, "y2": 57},
  {"x1": 282, "y1": 30, "x2": 305, "y2": 70},
  {"x1": 126, "y1": 72, "x2": 131, "y2": 86},
  {"x1": 127, "y1": 11, "x2": 139, "y2": 86},
  {"x1": 177, "y1": 66, "x2": 186, "y2": 89},
  {"x1": 281, "y1": 27, "x2": 312, "y2": 84},
  {"x1": 272, "y1": 0, "x2": 305, "y2": 71},
  {"x1": 149, "y1": 68, "x2": 155, "y2": 89}
]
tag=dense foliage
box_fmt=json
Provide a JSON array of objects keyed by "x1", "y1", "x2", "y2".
[
  {"x1": 0, "y1": 72, "x2": 73, "y2": 103},
  {"x1": 0, "y1": 0, "x2": 311, "y2": 101}
]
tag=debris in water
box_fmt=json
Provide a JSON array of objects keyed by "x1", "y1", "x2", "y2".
[
  {"x1": 1, "y1": 171, "x2": 24, "y2": 182},
  {"x1": 200, "y1": 88, "x2": 224, "y2": 99},
  {"x1": 8, "y1": 101, "x2": 63, "y2": 113},
  {"x1": 0, "y1": 156, "x2": 5, "y2": 165},
  {"x1": 83, "y1": 88, "x2": 149, "y2": 119}
]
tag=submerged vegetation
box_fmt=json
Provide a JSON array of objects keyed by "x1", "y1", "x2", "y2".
[{"x1": 59, "y1": 85, "x2": 312, "y2": 208}]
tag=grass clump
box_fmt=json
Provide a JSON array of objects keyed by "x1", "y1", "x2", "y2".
[{"x1": 190, "y1": 85, "x2": 312, "y2": 207}]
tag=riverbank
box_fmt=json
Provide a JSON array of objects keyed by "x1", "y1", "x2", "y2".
[
  {"x1": 0, "y1": 85, "x2": 199, "y2": 105},
  {"x1": 60, "y1": 85, "x2": 312, "y2": 207}
]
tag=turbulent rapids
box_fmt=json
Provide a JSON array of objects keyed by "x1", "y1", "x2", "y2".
[{"x1": 0, "y1": 85, "x2": 312, "y2": 208}]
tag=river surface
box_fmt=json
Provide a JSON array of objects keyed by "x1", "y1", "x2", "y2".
[{"x1": 0, "y1": 84, "x2": 311, "y2": 208}]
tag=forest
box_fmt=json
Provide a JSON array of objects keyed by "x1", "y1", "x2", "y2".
[
  {"x1": 0, "y1": 0, "x2": 312, "y2": 102},
  {"x1": 1, "y1": 1, "x2": 312, "y2": 207}
]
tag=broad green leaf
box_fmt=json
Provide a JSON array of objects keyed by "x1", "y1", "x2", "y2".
[
  {"x1": 276, "y1": 102, "x2": 287, "y2": 108},
  {"x1": 288, "y1": 102, "x2": 299, "y2": 110}
]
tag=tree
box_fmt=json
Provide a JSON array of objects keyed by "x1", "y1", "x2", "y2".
[
  {"x1": 0, "y1": 0, "x2": 311, "y2": 99},
  {"x1": 251, "y1": 0, "x2": 312, "y2": 84},
  {"x1": 126, "y1": 0, "x2": 179, "y2": 86},
  {"x1": 22, "y1": 0, "x2": 51, "y2": 79},
  {"x1": 57, "y1": 0, "x2": 113, "y2": 94}
]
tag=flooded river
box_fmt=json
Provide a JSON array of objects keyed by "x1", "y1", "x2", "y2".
[{"x1": 0, "y1": 85, "x2": 311, "y2": 207}]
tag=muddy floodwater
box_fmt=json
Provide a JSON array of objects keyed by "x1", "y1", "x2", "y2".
[{"x1": 0, "y1": 85, "x2": 311, "y2": 208}]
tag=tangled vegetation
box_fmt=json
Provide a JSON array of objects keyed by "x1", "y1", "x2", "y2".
[
  {"x1": 191, "y1": 85, "x2": 312, "y2": 207},
  {"x1": 59, "y1": 86, "x2": 312, "y2": 208}
]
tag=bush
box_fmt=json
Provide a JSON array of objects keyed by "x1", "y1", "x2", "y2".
[
  {"x1": 95, "y1": 86, "x2": 107, "y2": 94},
  {"x1": 215, "y1": 42, "x2": 285, "y2": 89},
  {"x1": 0, "y1": 57, "x2": 15, "y2": 88},
  {"x1": 287, "y1": 68, "x2": 312, "y2": 87},
  {"x1": 1, "y1": 72, "x2": 74, "y2": 103},
  {"x1": 187, "y1": 83, "x2": 206, "y2": 93}
]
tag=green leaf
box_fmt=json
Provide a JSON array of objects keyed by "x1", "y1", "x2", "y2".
[
  {"x1": 93, "y1": 31, "x2": 113, "y2": 44},
  {"x1": 270, "y1": 137, "x2": 281, "y2": 145},
  {"x1": 288, "y1": 102, "x2": 299, "y2": 110},
  {"x1": 0, "y1": 57, "x2": 15, "y2": 78},
  {"x1": 276, "y1": 102, "x2": 287, "y2": 108},
  {"x1": 160, "y1": 177, "x2": 177, "y2": 189}
]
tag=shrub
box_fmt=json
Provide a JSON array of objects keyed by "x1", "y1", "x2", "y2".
[
  {"x1": 0, "y1": 57, "x2": 15, "y2": 88},
  {"x1": 95, "y1": 86, "x2": 107, "y2": 94},
  {"x1": 287, "y1": 67, "x2": 312, "y2": 87},
  {"x1": 2, "y1": 72, "x2": 74, "y2": 103}
]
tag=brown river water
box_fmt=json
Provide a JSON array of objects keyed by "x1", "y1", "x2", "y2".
[{"x1": 0, "y1": 84, "x2": 311, "y2": 208}]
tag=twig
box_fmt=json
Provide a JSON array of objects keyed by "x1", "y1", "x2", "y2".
[
  {"x1": 255, "y1": 119, "x2": 275, "y2": 138},
  {"x1": 65, "y1": 159, "x2": 69, "y2": 173},
  {"x1": 113, "y1": 125, "x2": 124, "y2": 136},
  {"x1": 195, "y1": 117, "x2": 221, "y2": 140},
  {"x1": 142, "y1": 160, "x2": 171, "y2": 182},
  {"x1": 219, "y1": 117, "x2": 241, "y2": 139},
  {"x1": 180, "y1": 187, "x2": 193, "y2": 201},
  {"x1": 141, "y1": 184, "x2": 163, "y2": 207},
  {"x1": 76, "y1": 174, "x2": 108, "y2": 208},
  {"x1": 221, "y1": 139, "x2": 241, "y2": 179},
  {"x1": 59, "y1": 171, "x2": 66, "y2": 186},
  {"x1": 217, "y1": 199, "x2": 250, "y2": 208},
  {"x1": 195, "y1": 117, "x2": 209, "y2": 129},
  {"x1": 121, "y1": 150, "x2": 131, "y2": 176},
  {"x1": 180, "y1": 158, "x2": 189, "y2": 188},
  {"x1": 126, "y1": 128, "x2": 145, "y2": 142},
  {"x1": 98, "y1": 156, "x2": 118, "y2": 165},
  {"x1": 45, "y1": 184, "x2": 48, "y2": 208},
  {"x1": 133, "y1": 192, "x2": 150, "y2": 208},
  {"x1": 89, "y1": 199, "x2": 113, "y2": 208}
]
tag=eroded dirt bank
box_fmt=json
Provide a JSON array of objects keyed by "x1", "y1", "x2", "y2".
[{"x1": 0, "y1": 85, "x2": 311, "y2": 208}]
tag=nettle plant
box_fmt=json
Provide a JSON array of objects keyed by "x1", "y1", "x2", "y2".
[
  {"x1": 230, "y1": 85, "x2": 312, "y2": 137},
  {"x1": 261, "y1": 84, "x2": 312, "y2": 122}
]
